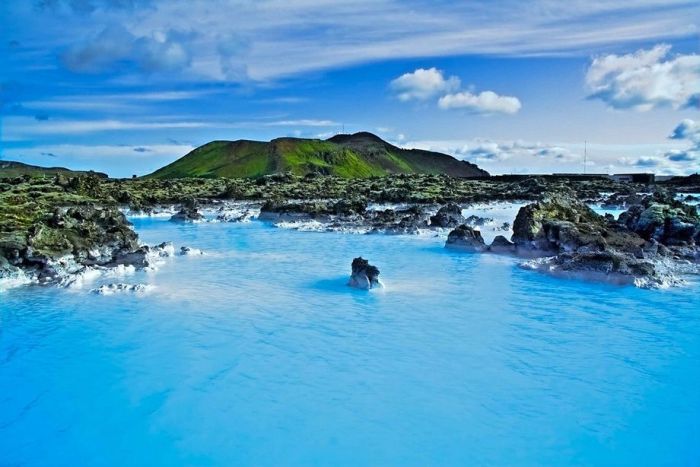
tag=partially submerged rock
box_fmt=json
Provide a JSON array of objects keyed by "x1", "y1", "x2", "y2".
[
  {"x1": 465, "y1": 215, "x2": 493, "y2": 227},
  {"x1": 445, "y1": 225, "x2": 486, "y2": 251},
  {"x1": 180, "y1": 246, "x2": 204, "y2": 256},
  {"x1": 348, "y1": 257, "x2": 382, "y2": 289},
  {"x1": 430, "y1": 203, "x2": 464, "y2": 228},
  {"x1": 488, "y1": 235, "x2": 515, "y2": 253},
  {"x1": 170, "y1": 207, "x2": 204, "y2": 223},
  {"x1": 441, "y1": 191, "x2": 699, "y2": 286},
  {"x1": 91, "y1": 283, "x2": 150, "y2": 295},
  {"x1": 521, "y1": 251, "x2": 667, "y2": 287},
  {"x1": 0, "y1": 205, "x2": 148, "y2": 284}
]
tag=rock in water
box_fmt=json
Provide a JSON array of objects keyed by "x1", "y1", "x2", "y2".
[
  {"x1": 170, "y1": 207, "x2": 204, "y2": 223},
  {"x1": 618, "y1": 194, "x2": 700, "y2": 247},
  {"x1": 488, "y1": 235, "x2": 515, "y2": 253},
  {"x1": 180, "y1": 246, "x2": 204, "y2": 256},
  {"x1": 511, "y1": 194, "x2": 603, "y2": 253},
  {"x1": 430, "y1": 203, "x2": 465, "y2": 228},
  {"x1": 465, "y1": 215, "x2": 493, "y2": 227},
  {"x1": 348, "y1": 257, "x2": 382, "y2": 289},
  {"x1": 445, "y1": 225, "x2": 486, "y2": 251},
  {"x1": 91, "y1": 283, "x2": 149, "y2": 295}
]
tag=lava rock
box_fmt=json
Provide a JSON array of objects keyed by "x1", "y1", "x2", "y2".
[
  {"x1": 348, "y1": 257, "x2": 382, "y2": 289},
  {"x1": 170, "y1": 207, "x2": 204, "y2": 223},
  {"x1": 465, "y1": 215, "x2": 493, "y2": 226},
  {"x1": 488, "y1": 235, "x2": 515, "y2": 253},
  {"x1": 430, "y1": 203, "x2": 464, "y2": 228},
  {"x1": 618, "y1": 195, "x2": 700, "y2": 246},
  {"x1": 445, "y1": 224, "x2": 486, "y2": 251}
]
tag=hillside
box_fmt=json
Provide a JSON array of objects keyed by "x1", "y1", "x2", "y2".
[
  {"x1": 147, "y1": 132, "x2": 489, "y2": 179},
  {"x1": 0, "y1": 161, "x2": 108, "y2": 179}
]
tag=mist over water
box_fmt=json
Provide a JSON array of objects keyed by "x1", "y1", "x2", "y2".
[{"x1": 2, "y1": 215, "x2": 700, "y2": 465}]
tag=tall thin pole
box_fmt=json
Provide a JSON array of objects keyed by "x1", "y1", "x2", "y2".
[{"x1": 584, "y1": 140, "x2": 587, "y2": 175}]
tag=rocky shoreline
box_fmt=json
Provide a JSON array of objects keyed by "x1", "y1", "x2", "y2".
[{"x1": 1, "y1": 172, "x2": 699, "y2": 290}]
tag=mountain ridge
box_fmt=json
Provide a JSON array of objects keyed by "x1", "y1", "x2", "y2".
[{"x1": 147, "y1": 132, "x2": 489, "y2": 179}]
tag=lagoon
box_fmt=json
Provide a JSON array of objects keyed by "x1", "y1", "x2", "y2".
[{"x1": 2, "y1": 214, "x2": 700, "y2": 465}]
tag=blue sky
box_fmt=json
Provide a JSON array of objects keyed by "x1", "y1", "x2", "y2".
[{"x1": 0, "y1": 0, "x2": 698, "y2": 177}]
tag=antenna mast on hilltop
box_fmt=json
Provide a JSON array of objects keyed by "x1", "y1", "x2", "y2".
[{"x1": 584, "y1": 140, "x2": 587, "y2": 175}]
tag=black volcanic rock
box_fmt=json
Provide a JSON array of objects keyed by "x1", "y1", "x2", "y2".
[
  {"x1": 430, "y1": 203, "x2": 465, "y2": 228},
  {"x1": 445, "y1": 225, "x2": 486, "y2": 251},
  {"x1": 348, "y1": 257, "x2": 382, "y2": 289}
]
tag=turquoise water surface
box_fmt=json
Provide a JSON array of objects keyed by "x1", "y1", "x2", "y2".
[{"x1": 2, "y1": 216, "x2": 700, "y2": 465}]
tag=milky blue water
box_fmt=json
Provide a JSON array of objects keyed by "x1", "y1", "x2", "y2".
[{"x1": 2, "y1": 215, "x2": 700, "y2": 466}]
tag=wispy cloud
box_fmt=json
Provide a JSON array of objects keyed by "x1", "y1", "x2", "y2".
[
  {"x1": 20, "y1": 90, "x2": 217, "y2": 113},
  {"x1": 264, "y1": 119, "x2": 339, "y2": 127},
  {"x1": 4, "y1": 115, "x2": 341, "y2": 136},
  {"x1": 5, "y1": 117, "x2": 209, "y2": 135},
  {"x1": 399, "y1": 137, "x2": 694, "y2": 175},
  {"x1": 9, "y1": 1, "x2": 699, "y2": 82}
]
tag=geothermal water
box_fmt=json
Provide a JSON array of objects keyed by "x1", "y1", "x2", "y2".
[{"x1": 1, "y1": 210, "x2": 700, "y2": 465}]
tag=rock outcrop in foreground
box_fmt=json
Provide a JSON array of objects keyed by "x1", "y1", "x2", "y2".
[
  {"x1": 0, "y1": 205, "x2": 149, "y2": 284},
  {"x1": 348, "y1": 257, "x2": 382, "y2": 290},
  {"x1": 445, "y1": 190, "x2": 700, "y2": 287}
]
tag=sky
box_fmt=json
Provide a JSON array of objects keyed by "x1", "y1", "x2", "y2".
[{"x1": 0, "y1": 0, "x2": 698, "y2": 177}]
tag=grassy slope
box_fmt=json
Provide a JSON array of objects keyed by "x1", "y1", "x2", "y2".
[
  {"x1": 147, "y1": 133, "x2": 489, "y2": 179},
  {"x1": 0, "y1": 161, "x2": 107, "y2": 179}
]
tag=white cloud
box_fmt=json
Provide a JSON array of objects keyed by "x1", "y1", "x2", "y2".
[
  {"x1": 664, "y1": 118, "x2": 700, "y2": 163},
  {"x1": 618, "y1": 156, "x2": 662, "y2": 168},
  {"x1": 586, "y1": 44, "x2": 700, "y2": 111},
  {"x1": 390, "y1": 68, "x2": 521, "y2": 114},
  {"x1": 389, "y1": 68, "x2": 460, "y2": 101},
  {"x1": 401, "y1": 139, "x2": 579, "y2": 168},
  {"x1": 438, "y1": 90, "x2": 521, "y2": 114},
  {"x1": 669, "y1": 118, "x2": 700, "y2": 141}
]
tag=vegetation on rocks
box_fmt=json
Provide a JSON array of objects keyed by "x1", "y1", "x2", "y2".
[
  {"x1": 1, "y1": 160, "x2": 698, "y2": 287},
  {"x1": 147, "y1": 132, "x2": 488, "y2": 179}
]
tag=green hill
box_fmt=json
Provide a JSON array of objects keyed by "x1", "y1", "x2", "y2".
[
  {"x1": 147, "y1": 132, "x2": 489, "y2": 179},
  {"x1": 0, "y1": 161, "x2": 108, "y2": 179}
]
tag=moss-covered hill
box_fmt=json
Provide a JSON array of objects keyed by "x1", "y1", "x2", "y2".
[
  {"x1": 0, "y1": 161, "x2": 107, "y2": 179},
  {"x1": 147, "y1": 132, "x2": 489, "y2": 179}
]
